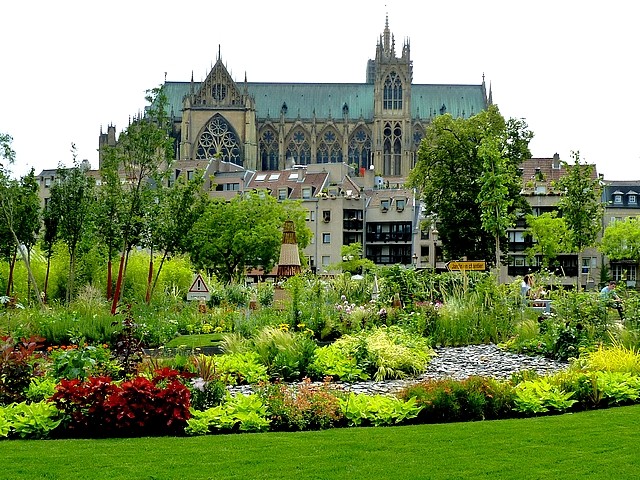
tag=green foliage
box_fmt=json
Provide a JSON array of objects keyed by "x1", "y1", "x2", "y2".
[
  {"x1": 0, "y1": 335, "x2": 45, "y2": 405},
  {"x1": 50, "y1": 345, "x2": 119, "y2": 380},
  {"x1": 257, "y1": 378, "x2": 343, "y2": 431},
  {"x1": 185, "y1": 393, "x2": 270, "y2": 434},
  {"x1": 408, "y1": 105, "x2": 531, "y2": 261},
  {"x1": 216, "y1": 352, "x2": 269, "y2": 385},
  {"x1": 601, "y1": 217, "x2": 640, "y2": 262},
  {"x1": 399, "y1": 376, "x2": 515, "y2": 422},
  {"x1": 513, "y1": 378, "x2": 577, "y2": 414},
  {"x1": 574, "y1": 343, "x2": 640, "y2": 374},
  {"x1": 334, "y1": 243, "x2": 376, "y2": 275},
  {"x1": 24, "y1": 376, "x2": 58, "y2": 403},
  {"x1": 249, "y1": 326, "x2": 317, "y2": 381},
  {"x1": 338, "y1": 392, "x2": 423, "y2": 427},
  {"x1": 2, "y1": 401, "x2": 61, "y2": 439},
  {"x1": 525, "y1": 212, "x2": 569, "y2": 267},
  {"x1": 189, "y1": 191, "x2": 310, "y2": 283},
  {"x1": 309, "y1": 344, "x2": 370, "y2": 381},
  {"x1": 557, "y1": 151, "x2": 603, "y2": 254}
]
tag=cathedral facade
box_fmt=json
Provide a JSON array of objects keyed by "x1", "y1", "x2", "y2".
[{"x1": 117, "y1": 18, "x2": 490, "y2": 179}]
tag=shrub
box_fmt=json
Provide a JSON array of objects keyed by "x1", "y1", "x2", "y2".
[
  {"x1": 0, "y1": 335, "x2": 45, "y2": 405},
  {"x1": 257, "y1": 378, "x2": 343, "y2": 431},
  {"x1": 1, "y1": 401, "x2": 61, "y2": 439},
  {"x1": 398, "y1": 376, "x2": 515, "y2": 423},
  {"x1": 49, "y1": 344, "x2": 119, "y2": 380},
  {"x1": 217, "y1": 352, "x2": 269, "y2": 385},
  {"x1": 50, "y1": 368, "x2": 191, "y2": 437},
  {"x1": 185, "y1": 393, "x2": 270, "y2": 435},
  {"x1": 513, "y1": 377, "x2": 577, "y2": 414},
  {"x1": 338, "y1": 392, "x2": 423, "y2": 427}
]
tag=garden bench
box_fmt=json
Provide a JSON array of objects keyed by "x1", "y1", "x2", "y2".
[{"x1": 528, "y1": 299, "x2": 552, "y2": 314}]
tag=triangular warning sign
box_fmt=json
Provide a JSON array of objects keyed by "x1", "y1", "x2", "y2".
[{"x1": 188, "y1": 274, "x2": 209, "y2": 293}]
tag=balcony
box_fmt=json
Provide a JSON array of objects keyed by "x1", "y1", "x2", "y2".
[
  {"x1": 366, "y1": 232, "x2": 412, "y2": 243},
  {"x1": 343, "y1": 219, "x2": 364, "y2": 230}
]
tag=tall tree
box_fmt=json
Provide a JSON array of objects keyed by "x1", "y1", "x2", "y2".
[
  {"x1": 525, "y1": 212, "x2": 570, "y2": 268},
  {"x1": 40, "y1": 204, "x2": 59, "y2": 303},
  {"x1": 0, "y1": 133, "x2": 43, "y2": 307},
  {"x1": 408, "y1": 105, "x2": 532, "y2": 264},
  {"x1": 557, "y1": 151, "x2": 603, "y2": 289},
  {"x1": 600, "y1": 217, "x2": 640, "y2": 264},
  {"x1": 100, "y1": 86, "x2": 175, "y2": 314},
  {"x1": 48, "y1": 145, "x2": 96, "y2": 303},
  {"x1": 146, "y1": 171, "x2": 209, "y2": 302},
  {"x1": 14, "y1": 169, "x2": 41, "y2": 298},
  {"x1": 189, "y1": 191, "x2": 311, "y2": 284}
]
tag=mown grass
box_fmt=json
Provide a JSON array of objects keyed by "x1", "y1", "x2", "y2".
[{"x1": 2, "y1": 405, "x2": 639, "y2": 479}]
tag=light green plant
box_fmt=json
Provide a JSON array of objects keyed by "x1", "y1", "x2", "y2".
[
  {"x1": 338, "y1": 393, "x2": 423, "y2": 427},
  {"x1": 4, "y1": 401, "x2": 61, "y2": 439},
  {"x1": 186, "y1": 393, "x2": 270, "y2": 435},
  {"x1": 513, "y1": 378, "x2": 577, "y2": 414}
]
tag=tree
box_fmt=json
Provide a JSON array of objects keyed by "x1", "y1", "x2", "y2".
[
  {"x1": 14, "y1": 169, "x2": 41, "y2": 298},
  {"x1": 145, "y1": 171, "x2": 209, "y2": 302},
  {"x1": 189, "y1": 191, "x2": 311, "y2": 283},
  {"x1": 334, "y1": 242, "x2": 376, "y2": 275},
  {"x1": 525, "y1": 212, "x2": 570, "y2": 268},
  {"x1": 557, "y1": 151, "x2": 603, "y2": 289},
  {"x1": 408, "y1": 105, "x2": 532, "y2": 265},
  {"x1": 600, "y1": 217, "x2": 640, "y2": 263},
  {"x1": 40, "y1": 204, "x2": 59, "y2": 303},
  {"x1": 100, "y1": 86, "x2": 175, "y2": 314},
  {"x1": 0, "y1": 133, "x2": 43, "y2": 307},
  {"x1": 48, "y1": 146, "x2": 96, "y2": 303}
]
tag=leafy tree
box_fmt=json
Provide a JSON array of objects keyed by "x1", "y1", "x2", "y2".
[
  {"x1": 525, "y1": 212, "x2": 570, "y2": 268},
  {"x1": 100, "y1": 86, "x2": 175, "y2": 314},
  {"x1": 0, "y1": 133, "x2": 43, "y2": 306},
  {"x1": 189, "y1": 190, "x2": 311, "y2": 283},
  {"x1": 334, "y1": 243, "x2": 376, "y2": 275},
  {"x1": 600, "y1": 217, "x2": 640, "y2": 263},
  {"x1": 40, "y1": 204, "x2": 58, "y2": 303},
  {"x1": 48, "y1": 146, "x2": 96, "y2": 303},
  {"x1": 14, "y1": 169, "x2": 41, "y2": 297},
  {"x1": 408, "y1": 105, "x2": 531, "y2": 265},
  {"x1": 557, "y1": 151, "x2": 603, "y2": 289},
  {"x1": 145, "y1": 171, "x2": 209, "y2": 302}
]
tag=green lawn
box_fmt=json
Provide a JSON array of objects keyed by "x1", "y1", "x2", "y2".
[{"x1": 2, "y1": 405, "x2": 639, "y2": 479}]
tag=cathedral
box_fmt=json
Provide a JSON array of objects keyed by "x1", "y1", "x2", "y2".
[{"x1": 101, "y1": 17, "x2": 490, "y2": 179}]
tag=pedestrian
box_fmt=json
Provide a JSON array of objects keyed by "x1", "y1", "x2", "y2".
[{"x1": 600, "y1": 280, "x2": 624, "y2": 321}]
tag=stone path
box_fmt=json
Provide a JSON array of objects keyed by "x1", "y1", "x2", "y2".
[{"x1": 227, "y1": 344, "x2": 569, "y2": 397}]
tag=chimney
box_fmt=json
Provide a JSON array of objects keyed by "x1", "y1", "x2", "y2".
[{"x1": 552, "y1": 153, "x2": 560, "y2": 169}]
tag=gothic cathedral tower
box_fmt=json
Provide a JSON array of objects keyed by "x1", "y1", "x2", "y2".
[{"x1": 369, "y1": 15, "x2": 413, "y2": 178}]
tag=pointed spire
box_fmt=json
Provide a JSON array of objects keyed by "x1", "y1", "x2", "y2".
[
  {"x1": 488, "y1": 82, "x2": 493, "y2": 105},
  {"x1": 217, "y1": 44, "x2": 221, "y2": 61},
  {"x1": 383, "y1": 13, "x2": 391, "y2": 54}
]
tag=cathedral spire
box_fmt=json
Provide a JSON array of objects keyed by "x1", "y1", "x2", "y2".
[{"x1": 383, "y1": 13, "x2": 391, "y2": 55}]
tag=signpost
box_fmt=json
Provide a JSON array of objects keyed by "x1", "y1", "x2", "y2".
[
  {"x1": 187, "y1": 273, "x2": 211, "y2": 301},
  {"x1": 445, "y1": 260, "x2": 486, "y2": 272}
]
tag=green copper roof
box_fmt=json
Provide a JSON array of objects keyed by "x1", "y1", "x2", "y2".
[{"x1": 162, "y1": 81, "x2": 487, "y2": 122}]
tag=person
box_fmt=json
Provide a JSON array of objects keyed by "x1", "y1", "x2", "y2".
[
  {"x1": 600, "y1": 281, "x2": 624, "y2": 321},
  {"x1": 521, "y1": 275, "x2": 533, "y2": 299}
]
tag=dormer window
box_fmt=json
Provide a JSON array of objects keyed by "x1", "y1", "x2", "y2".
[
  {"x1": 629, "y1": 194, "x2": 637, "y2": 205},
  {"x1": 396, "y1": 199, "x2": 406, "y2": 211},
  {"x1": 278, "y1": 188, "x2": 288, "y2": 200},
  {"x1": 381, "y1": 199, "x2": 390, "y2": 211},
  {"x1": 302, "y1": 187, "x2": 312, "y2": 199},
  {"x1": 613, "y1": 192, "x2": 623, "y2": 204}
]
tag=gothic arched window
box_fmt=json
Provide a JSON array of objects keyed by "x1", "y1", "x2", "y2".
[
  {"x1": 413, "y1": 124, "x2": 424, "y2": 148},
  {"x1": 285, "y1": 128, "x2": 311, "y2": 165},
  {"x1": 316, "y1": 128, "x2": 343, "y2": 164},
  {"x1": 348, "y1": 126, "x2": 372, "y2": 171},
  {"x1": 195, "y1": 114, "x2": 242, "y2": 165},
  {"x1": 383, "y1": 71, "x2": 403, "y2": 110},
  {"x1": 383, "y1": 122, "x2": 402, "y2": 176},
  {"x1": 259, "y1": 127, "x2": 279, "y2": 170}
]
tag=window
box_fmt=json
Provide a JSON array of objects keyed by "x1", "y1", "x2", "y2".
[
  {"x1": 514, "y1": 256, "x2": 526, "y2": 267},
  {"x1": 396, "y1": 199, "x2": 405, "y2": 211},
  {"x1": 255, "y1": 174, "x2": 267, "y2": 181},
  {"x1": 581, "y1": 257, "x2": 597, "y2": 274},
  {"x1": 614, "y1": 194, "x2": 623, "y2": 204},
  {"x1": 322, "y1": 233, "x2": 331, "y2": 244},
  {"x1": 322, "y1": 210, "x2": 331, "y2": 222},
  {"x1": 629, "y1": 194, "x2": 637, "y2": 205},
  {"x1": 187, "y1": 170, "x2": 194, "y2": 181},
  {"x1": 278, "y1": 188, "x2": 288, "y2": 200},
  {"x1": 612, "y1": 264, "x2": 637, "y2": 282},
  {"x1": 322, "y1": 256, "x2": 330, "y2": 267},
  {"x1": 306, "y1": 210, "x2": 316, "y2": 222},
  {"x1": 268, "y1": 173, "x2": 280, "y2": 181},
  {"x1": 44, "y1": 177, "x2": 52, "y2": 188},
  {"x1": 307, "y1": 255, "x2": 316, "y2": 268},
  {"x1": 381, "y1": 199, "x2": 390, "y2": 211},
  {"x1": 288, "y1": 172, "x2": 299, "y2": 180},
  {"x1": 302, "y1": 187, "x2": 312, "y2": 199}
]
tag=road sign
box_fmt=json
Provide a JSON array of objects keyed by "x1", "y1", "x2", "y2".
[
  {"x1": 187, "y1": 274, "x2": 211, "y2": 301},
  {"x1": 446, "y1": 260, "x2": 486, "y2": 272}
]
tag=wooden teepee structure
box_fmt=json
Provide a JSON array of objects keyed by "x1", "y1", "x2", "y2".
[{"x1": 276, "y1": 219, "x2": 301, "y2": 278}]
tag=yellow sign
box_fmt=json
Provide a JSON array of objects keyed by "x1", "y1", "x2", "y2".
[{"x1": 446, "y1": 261, "x2": 486, "y2": 271}]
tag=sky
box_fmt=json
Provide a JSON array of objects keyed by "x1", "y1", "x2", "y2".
[{"x1": 2, "y1": 0, "x2": 639, "y2": 180}]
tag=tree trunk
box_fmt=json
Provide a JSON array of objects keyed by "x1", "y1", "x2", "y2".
[
  {"x1": 111, "y1": 252, "x2": 126, "y2": 315},
  {"x1": 145, "y1": 245, "x2": 154, "y2": 304},
  {"x1": 150, "y1": 251, "x2": 169, "y2": 301},
  {"x1": 6, "y1": 248, "x2": 16, "y2": 296},
  {"x1": 106, "y1": 255, "x2": 113, "y2": 300},
  {"x1": 44, "y1": 254, "x2": 51, "y2": 304}
]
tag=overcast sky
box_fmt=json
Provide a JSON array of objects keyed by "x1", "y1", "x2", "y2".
[{"x1": 2, "y1": 0, "x2": 639, "y2": 180}]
